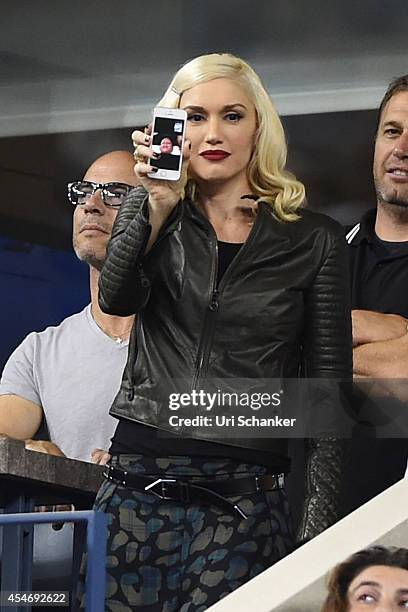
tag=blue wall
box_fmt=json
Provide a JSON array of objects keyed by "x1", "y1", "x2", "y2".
[{"x1": 0, "y1": 236, "x2": 89, "y2": 371}]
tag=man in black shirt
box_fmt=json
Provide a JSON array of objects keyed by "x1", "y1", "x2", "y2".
[{"x1": 345, "y1": 74, "x2": 408, "y2": 512}]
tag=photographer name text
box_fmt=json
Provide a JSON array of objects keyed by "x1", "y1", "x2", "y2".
[{"x1": 168, "y1": 415, "x2": 296, "y2": 428}]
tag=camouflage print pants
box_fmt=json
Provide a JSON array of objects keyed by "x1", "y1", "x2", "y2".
[{"x1": 79, "y1": 455, "x2": 293, "y2": 611}]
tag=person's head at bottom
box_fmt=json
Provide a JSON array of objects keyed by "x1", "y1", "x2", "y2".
[{"x1": 321, "y1": 546, "x2": 408, "y2": 611}]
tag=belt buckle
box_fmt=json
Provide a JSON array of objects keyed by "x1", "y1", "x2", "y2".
[
  {"x1": 103, "y1": 463, "x2": 113, "y2": 480},
  {"x1": 144, "y1": 478, "x2": 177, "y2": 500},
  {"x1": 103, "y1": 464, "x2": 128, "y2": 486}
]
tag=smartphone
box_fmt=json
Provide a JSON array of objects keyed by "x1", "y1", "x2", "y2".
[{"x1": 148, "y1": 107, "x2": 187, "y2": 181}]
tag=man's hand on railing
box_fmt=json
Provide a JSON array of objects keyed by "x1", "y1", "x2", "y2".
[
  {"x1": 24, "y1": 440, "x2": 71, "y2": 519},
  {"x1": 25, "y1": 439, "x2": 65, "y2": 457},
  {"x1": 91, "y1": 448, "x2": 111, "y2": 465}
]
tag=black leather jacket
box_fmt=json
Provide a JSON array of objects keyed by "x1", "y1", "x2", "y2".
[{"x1": 99, "y1": 187, "x2": 352, "y2": 540}]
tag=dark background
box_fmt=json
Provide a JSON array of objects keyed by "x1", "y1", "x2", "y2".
[
  {"x1": 0, "y1": 110, "x2": 378, "y2": 370},
  {"x1": 1, "y1": 0, "x2": 407, "y2": 533}
]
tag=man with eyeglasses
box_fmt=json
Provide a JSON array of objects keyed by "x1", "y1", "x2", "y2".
[{"x1": 0, "y1": 150, "x2": 138, "y2": 463}]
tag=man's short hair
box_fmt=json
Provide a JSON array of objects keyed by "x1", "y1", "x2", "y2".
[{"x1": 378, "y1": 74, "x2": 408, "y2": 126}]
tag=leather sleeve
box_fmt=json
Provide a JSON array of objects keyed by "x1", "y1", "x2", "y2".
[
  {"x1": 297, "y1": 227, "x2": 352, "y2": 542},
  {"x1": 297, "y1": 436, "x2": 345, "y2": 542},
  {"x1": 303, "y1": 225, "x2": 352, "y2": 379},
  {"x1": 98, "y1": 186, "x2": 153, "y2": 316}
]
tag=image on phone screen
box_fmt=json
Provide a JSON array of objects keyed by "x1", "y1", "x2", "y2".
[{"x1": 151, "y1": 116, "x2": 185, "y2": 172}]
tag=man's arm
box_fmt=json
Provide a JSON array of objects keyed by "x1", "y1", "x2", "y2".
[
  {"x1": 353, "y1": 334, "x2": 408, "y2": 402},
  {"x1": 0, "y1": 331, "x2": 45, "y2": 440},
  {"x1": 0, "y1": 395, "x2": 42, "y2": 439},
  {"x1": 352, "y1": 309, "x2": 408, "y2": 378},
  {"x1": 353, "y1": 333, "x2": 408, "y2": 378},
  {"x1": 25, "y1": 439, "x2": 65, "y2": 456},
  {"x1": 352, "y1": 310, "x2": 408, "y2": 347},
  {"x1": 0, "y1": 396, "x2": 65, "y2": 456}
]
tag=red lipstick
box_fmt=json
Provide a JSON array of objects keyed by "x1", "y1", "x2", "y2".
[{"x1": 200, "y1": 150, "x2": 230, "y2": 161}]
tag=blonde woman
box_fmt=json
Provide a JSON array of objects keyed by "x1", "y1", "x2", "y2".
[{"x1": 93, "y1": 53, "x2": 352, "y2": 610}]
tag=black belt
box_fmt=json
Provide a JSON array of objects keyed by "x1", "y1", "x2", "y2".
[{"x1": 104, "y1": 464, "x2": 285, "y2": 520}]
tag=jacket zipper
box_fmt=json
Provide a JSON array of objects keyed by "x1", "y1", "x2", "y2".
[
  {"x1": 191, "y1": 206, "x2": 263, "y2": 391},
  {"x1": 191, "y1": 238, "x2": 219, "y2": 390},
  {"x1": 127, "y1": 315, "x2": 142, "y2": 401}
]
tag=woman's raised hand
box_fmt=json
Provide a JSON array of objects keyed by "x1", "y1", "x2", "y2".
[{"x1": 132, "y1": 126, "x2": 191, "y2": 212}]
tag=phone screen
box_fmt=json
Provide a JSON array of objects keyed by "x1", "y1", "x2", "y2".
[{"x1": 150, "y1": 116, "x2": 185, "y2": 172}]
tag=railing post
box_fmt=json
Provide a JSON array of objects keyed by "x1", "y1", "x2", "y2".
[
  {"x1": 1, "y1": 492, "x2": 35, "y2": 608},
  {"x1": 0, "y1": 510, "x2": 107, "y2": 612},
  {"x1": 85, "y1": 511, "x2": 107, "y2": 612}
]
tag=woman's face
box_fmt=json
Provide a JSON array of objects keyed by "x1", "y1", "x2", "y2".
[
  {"x1": 347, "y1": 565, "x2": 408, "y2": 610},
  {"x1": 180, "y1": 77, "x2": 257, "y2": 188},
  {"x1": 160, "y1": 137, "x2": 173, "y2": 154}
]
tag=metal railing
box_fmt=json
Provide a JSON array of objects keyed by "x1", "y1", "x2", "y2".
[{"x1": 0, "y1": 510, "x2": 107, "y2": 611}]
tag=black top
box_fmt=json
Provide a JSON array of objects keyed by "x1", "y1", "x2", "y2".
[
  {"x1": 110, "y1": 240, "x2": 291, "y2": 471},
  {"x1": 344, "y1": 208, "x2": 408, "y2": 514},
  {"x1": 348, "y1": 209, "x2": 408, "y2": 316}
]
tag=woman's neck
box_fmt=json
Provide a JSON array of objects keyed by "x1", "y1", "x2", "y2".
[
  {"x1": 196, "y1": 179, "x2": 257, "y2": 242},
  {"x1": 196, "y1": 178, "x2": 255, "y2": 221}
]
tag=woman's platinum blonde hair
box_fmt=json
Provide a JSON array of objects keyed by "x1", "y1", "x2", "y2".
[{"x1": 157, "y1": 53, "x2": 305, "y2": 221}]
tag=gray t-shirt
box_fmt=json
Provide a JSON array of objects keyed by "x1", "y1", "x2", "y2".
[{"x1": 0, "y1": 305, "x2": 128, "y2": 462}]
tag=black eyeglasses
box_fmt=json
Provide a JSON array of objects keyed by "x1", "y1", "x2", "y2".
[{"x1": 67, "y1": 181, "x2": 133, "y2": 208}]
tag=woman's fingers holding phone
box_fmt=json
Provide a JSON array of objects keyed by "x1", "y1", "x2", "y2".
[
  {"x1": 132, "y1": 128, "x2": 151, "y2": 145},
  {"x1": 134, "y1": 161, "x2": 158, "y2": 179},
  {"x1": 131, "y1": 122, "x2": 188, "y2": 209},
  {"x1": 132, "y1": 129, "x2": 152, "y2": 163},
  {"x1": 131, "y1": 129, "x2": 164, "y2": 191},
  {"x1": 133, "y1": 143, "x2": 155, "y2": 163}
]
